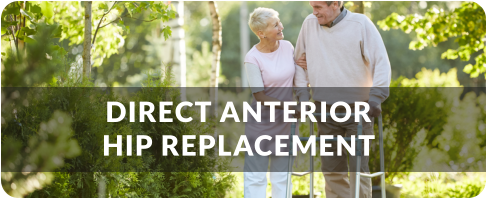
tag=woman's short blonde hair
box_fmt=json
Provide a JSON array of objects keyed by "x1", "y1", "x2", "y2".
[{"x1": 248, "y1": 7, "x2": 279, "y2": 38}]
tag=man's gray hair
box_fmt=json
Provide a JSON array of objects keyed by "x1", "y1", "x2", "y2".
[{"x1": 325, "y1": 1, "x2": 344, "y2": 8}]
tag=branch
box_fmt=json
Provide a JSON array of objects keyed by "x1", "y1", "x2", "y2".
[
  {"x1": 92, "y1": 1, "x2": 118, "y2": 45},
  {"x1": 99, "y1": 13, "x2": 129, "y2": 28},
  {"x1": 7, "y1": 15, "x2": 16, "y2": 36},
  {"x1": 126, "y1": 17, "x2": 158, "y2": 22},
  {"x1": 99, "y1": 13, "x2": 158, "y2": 29}
]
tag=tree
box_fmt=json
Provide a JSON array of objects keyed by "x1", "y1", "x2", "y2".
[
  {"x1": 208, "y1": 1, "x2": 222, "y2": 118},
  {"x1": 1, "y1": 2, "x2": 62, "y2": 54},
  {"x1": 1, "y1": 23, "x2": 80, "y2": 198},
  {"x1": 346, "y1": 1, "x2": 365, "y2": 14},
  {"x1": 239, "y1": 1, "x2": 250, "y2": 87},
  {"x1": 2, "y1": 1, "x2": 177, "y2": 82},
  {"x1": 377, "y1": 2, "x2": 486, "y2": 78},
  {"x1": 83, "y1": 1, "x2": 92, "y2": 78},
  {"x1": 77, "y1": 1, "x2": 177, "y2": 79},
  {"x1": 1, "y1": 2, "x2": 180, "y2": 197}
]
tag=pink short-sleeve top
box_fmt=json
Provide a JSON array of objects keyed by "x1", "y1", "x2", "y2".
[
  {"x1": 243, "y1": 40, "x2": 297, "y2": 154},
  {"x1": 244, "y1": 40, "x2": 296, "y2": 102}
]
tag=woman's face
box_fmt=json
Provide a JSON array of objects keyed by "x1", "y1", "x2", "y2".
[{"x1": 260, "y1": 16, "x2": 284, "y2": 40}]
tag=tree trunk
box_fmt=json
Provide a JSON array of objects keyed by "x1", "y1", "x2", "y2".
[
  {"x1": 173, "y1": 1, "x2": 187, "y2": 100},
  {"x1": 208, "y1": 1, "x2": 221, "y2": 118},
  {"x1": 355, "y1": 2, "x2": 365, "y2": 14},
  {"x1": 239, "y1": 1, "x2": 249, "y2": 88},
  {"x1": 18, "y1": 2, "x2": 25, "y2": 52},
  {"x1": 83, "y1": 1, "x2": 92, "y2": 79}
]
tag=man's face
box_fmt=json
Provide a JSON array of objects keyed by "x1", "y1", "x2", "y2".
[{"x1": 310, "y1": 1, "x2": 338, "y2": 26}]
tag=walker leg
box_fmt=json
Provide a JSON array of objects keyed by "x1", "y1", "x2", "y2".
[
  {"x1": 379, "y1": 115, "x2": 386, "y2": 198},
  {"x1": 355, "y1": 118, "x2": 363, "y2": 198},
  {"x1": 286, "y1": 122, "x2": 296, "y2": 198},
  {"x1": 355, "y1": 157, "x2": 361, "y2": 198},
  {"x1": 309, "y1": 120, "x2": 314, "y2": 198}
]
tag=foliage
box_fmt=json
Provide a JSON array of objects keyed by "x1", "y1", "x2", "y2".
[
  {"x1": 2, "y1": 6, "x2": 232, "y2": 195},
  {"x1": 1, "y1": 111, "x2": 81, "y2": 197},
  {"x1": 414, "y1": 90, "x2": 486, "y2": 174},
  {"x1": 399, "y1": 67, "x2": 461, "y2": 87},
  {"x1": 90, "y1": 7, "x2": 169, "y2": 86},
  {"x1": 187, "y1": 41, "x2": 227, "y2": 87},
  {"x1": 396, "y1": 68, "x2": 485, "y2": 174},
  {"x1": 378, "y1": 2, "x2": 486, "y2": 78},
  {"x1": 1, "y1": 22, "x2": 67, "y2": 87},
  {"x1": 226, "y1": 172, "x2": 486, "y2": 198},
  {"x1": 397, "y1": 172, "x2": 485, "y2": 198},
  {"x1": 2, "y1": 1, "x2": 176, "y2": 69},
  {"x1": 2, "y1": 71, "x2": 234, "y2": 197},
  {"x1": 370, "y1": 68, "x2": 461, "y2": 184},
  {"x1": 1, "y1": 24, "x2": 86, "y2": 199}
]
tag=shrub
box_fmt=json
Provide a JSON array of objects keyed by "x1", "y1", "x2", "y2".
[{"x1": 2, "y1": 72, "x2": 234, "y2": 197}]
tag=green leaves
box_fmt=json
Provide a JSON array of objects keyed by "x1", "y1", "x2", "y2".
[
  {"x1": 441, "y1": 49, "x2": 459, "y2": 60},
  {"x1": 51, "y1": 44, "x2": 68, "y2": 57},
  {"x1": 117, "y1": 20, "x2": 130, "y2": 34},
  {"x1": 98, "y1": 3, "x2": 109, "y2": 12},
  {"x1": 29, "y1": 3, "x2": 42, "y2": 15},
  {"x1": 168, "y1": 9, "x2": 177, "y2": 19},
  {"x1": 2, "y1": 2, "x2": 20, "y2": 16},
  {"x1": 162, "y1": 26, "x2": 172, "y2": 41},
  {"x1": 20, "y1": 9, "x2": 35, "y2": 21},
  {"x1": 52, "y1": 24, "x2": 63, "y2": 38},
  {"x1": 23, "y1": 35, "x2": 36, "y2": 44},
  {"x1": 27, "y1": 2, "x2": 42, "y2": 19},
  {"x1": 39, "y1": 1, "x2": 54, "y2": 24},
  {"x1": 21, "y1": 27, "x2": 36, "y2": 36},
  {"x1": 124, "y1": 2, "x2": 136, "y2": 17},
  {"x1": 377, "y1": 2, "x2": 486, "y2": 78}
]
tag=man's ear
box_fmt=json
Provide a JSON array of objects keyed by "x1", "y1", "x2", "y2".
[{"x1": 334, "y1": 1, "x2": 340, "y2": 10}]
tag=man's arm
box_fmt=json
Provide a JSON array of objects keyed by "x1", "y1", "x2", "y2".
[
  {"x1": 361, "y1": 18, "x2": 391, "y2": 103},
  {"x1": 294, "y1": 20, "x2": 310, "y2": 102},
  {"x1": 361, "y1": 17, "x2": 392, "y2": 116}
]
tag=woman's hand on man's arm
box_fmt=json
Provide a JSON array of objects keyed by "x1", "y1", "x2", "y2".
[{"x1": 253, "y1": 91, "x2": 302, "y2": 119}]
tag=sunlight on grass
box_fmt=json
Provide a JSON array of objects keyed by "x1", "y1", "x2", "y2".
[
  {"x1": 226, "y1": 172, "x2": 485, "y2": 198},
  {"x1": 397, "y1": 172, "x2": 485, "y2": 198}
]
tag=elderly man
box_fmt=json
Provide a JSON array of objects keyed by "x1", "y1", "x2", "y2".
[{"x1": 293, "y1": 1, "x2": 391, "y2": 198}]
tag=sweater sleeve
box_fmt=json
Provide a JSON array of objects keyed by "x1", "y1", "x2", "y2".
[
  {"x1": 361, "y1": 17, "x2": 391, "y2": 104},
  {"x1": 294, "y1": 20, "x2": 310, "y2": 102},
  {"x1": 244, "y1": 63, "x2": 265, "y2": 94}
]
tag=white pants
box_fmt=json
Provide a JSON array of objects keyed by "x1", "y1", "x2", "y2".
[{"x1": 244, "y1": 154, "x2": 294, "y2": 198}]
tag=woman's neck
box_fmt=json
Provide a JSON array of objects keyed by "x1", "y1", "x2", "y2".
[{"x1": 257, "y1": 39, "x2": 280, "y2": 53}]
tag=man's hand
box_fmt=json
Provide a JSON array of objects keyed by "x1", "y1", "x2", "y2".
[
  {"x1": 368, "y1": 101, "x2": 381, "y2": 118},
  {"x1": 295, "y1": 53, "x2": 307, "y2": 70}
]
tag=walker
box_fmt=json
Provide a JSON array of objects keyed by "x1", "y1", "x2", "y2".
[{"x1": 285, "y1": 112, "x2": 386, "y2": 198}]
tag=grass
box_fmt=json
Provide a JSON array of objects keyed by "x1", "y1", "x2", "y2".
[
  {"x1": 225, "y1": 172, "x2": 485, "y2": 198},
  {"x1": 396, "y1": 172, "x2": 485, "y2": 198}
]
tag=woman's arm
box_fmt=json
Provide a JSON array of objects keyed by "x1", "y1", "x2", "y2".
[{"x1": 245, "y1": 62, "x2": 289, "y2": 110}]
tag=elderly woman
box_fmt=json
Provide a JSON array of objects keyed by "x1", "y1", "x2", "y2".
[{"x1": 243, "y1": 7, "x2": 299, "y2": 198}]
